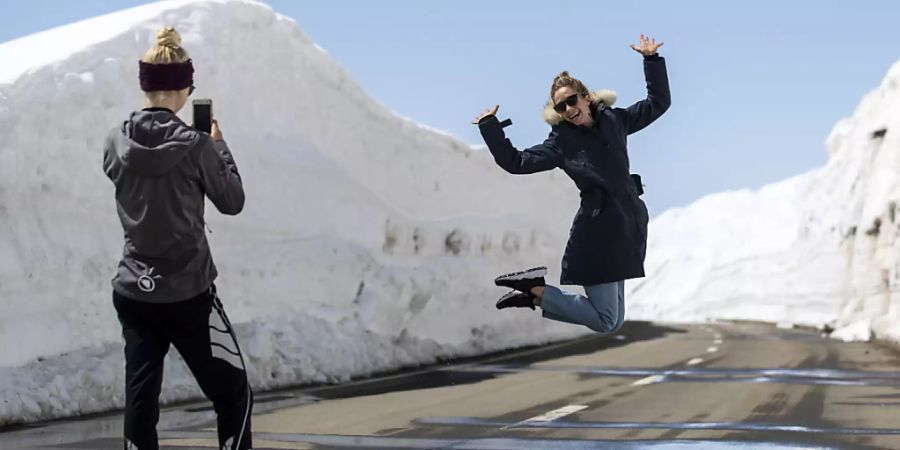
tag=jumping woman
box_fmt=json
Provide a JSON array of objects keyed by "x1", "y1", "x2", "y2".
[{"x1": 473, "y1": 34, "x2": 670, "y2": 334}]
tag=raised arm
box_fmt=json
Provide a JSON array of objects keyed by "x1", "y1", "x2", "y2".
[
  {"x1": 197, "y1": 120, "x2": 245, "y2": 215},
  {"x1": 619, "y1": 34, "x2": 671, "y2": 134},
  {"x1": 474, "y1": 106, "x2": 561, "y2": 175}
]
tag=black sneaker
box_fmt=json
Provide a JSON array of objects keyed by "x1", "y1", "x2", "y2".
[
  {"x1": 496, "y1": 290, "x2": 536, "y2": 310},
  {"x1": 494, "y1": 266, "x2": 547, "y2": 293}
]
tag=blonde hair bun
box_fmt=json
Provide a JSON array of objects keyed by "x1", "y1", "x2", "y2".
[
  {"x1": 156, "y1": 27, "x2": 182, "y2": 48},
  {"x1": 550, "y1": 70, "x2": 589, "y2": 99},
  {"x1": 142, "y1": 26, "x2": 189, "y2": 64}
]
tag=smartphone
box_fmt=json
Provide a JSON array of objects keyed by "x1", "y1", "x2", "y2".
[{"x1": 192, "y1": 98, "x2": 213, "y2": 134}]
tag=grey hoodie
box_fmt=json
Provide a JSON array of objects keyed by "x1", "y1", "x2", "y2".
[{"x1": 103, "y1": 108, "x2": 244, "y2": 303}]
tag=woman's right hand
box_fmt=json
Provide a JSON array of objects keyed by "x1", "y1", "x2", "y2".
[
  {"x1": 472, "y1": 105, "x2": 500, "y2": 125},
  {"x1": 210, "y1": 119, "x2": 224, "y2": 142}
]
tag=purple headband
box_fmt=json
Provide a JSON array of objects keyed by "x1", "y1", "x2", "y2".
[{"x1": 138, "y1": 59, "x2": 194, "y2": 92}]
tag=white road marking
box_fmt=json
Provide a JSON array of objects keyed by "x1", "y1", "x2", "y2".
[
  {"x1": 631, "y1": 375, "x2": 664, "y2": 386},
  {"x1": 687, "y1": 358, "x2": 704, "y2": 366},
  {"x1": 522, "y1": 405, "x2": 588, "y2": 423},
  {"x1": 707, "y1": 346, "x2": 719, "y2": 353},
  {"x1": 504, "y1": 405, "x2": 589, "y2": 428},
  {"x1": 714, "y1": 339, "x2": 723, "y2": 345},
  {"x1": 715, "y1": 334, "x2": 722, "y2": 339}
]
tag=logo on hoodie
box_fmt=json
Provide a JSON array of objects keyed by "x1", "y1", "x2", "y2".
[{"x1": 137, "y1": 275, "x2": 156, "y2": 292}]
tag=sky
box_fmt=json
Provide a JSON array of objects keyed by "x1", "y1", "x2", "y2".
[{"x1": 3, "y1": 1, "x2": 900, "y2": 214}]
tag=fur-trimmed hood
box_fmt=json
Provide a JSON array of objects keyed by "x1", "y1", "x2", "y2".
[{"x1": 543, "y1": 89, "x2": 617, "y2": 125}]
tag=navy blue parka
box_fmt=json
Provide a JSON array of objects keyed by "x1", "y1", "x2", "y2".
[{"x1": 478, "y1": 55, "x2": 670, "y2": 285}]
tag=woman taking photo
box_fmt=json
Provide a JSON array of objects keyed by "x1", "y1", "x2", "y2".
[
  {"x1": 102, "y1": 27, "x2": 252, "y2": 450},
  {"x1": 473, "y1": 34, "x2": 670, "y2": 334}
]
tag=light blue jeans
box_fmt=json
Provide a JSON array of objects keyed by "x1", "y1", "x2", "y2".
[{"x1": 540, "y1": 281, "x2": 625, "y2": 334}]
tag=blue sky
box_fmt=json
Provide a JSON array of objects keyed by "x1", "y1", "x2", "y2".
[{"x1": 3, "y1": 1, "x2": 900, "y2": 214}]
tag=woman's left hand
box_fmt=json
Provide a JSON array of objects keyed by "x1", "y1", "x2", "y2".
[{"x1": 629, "y1": 34, "x2": 663, "y2": 56}]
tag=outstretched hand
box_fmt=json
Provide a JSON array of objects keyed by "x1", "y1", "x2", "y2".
[
  {"x1": 472, "y1": 105, "x2": 500, "y2": 125},
  {"x1": 629, "y1": 34, "x2": 663, "y2": 56}
]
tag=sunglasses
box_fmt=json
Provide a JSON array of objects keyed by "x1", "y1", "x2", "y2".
[
  {"x1": 188, "y1": 85, "x2": 196, "y2": 96},
  {"x1": 553, "y1": 94, "x2": 579, "y2": 113}
]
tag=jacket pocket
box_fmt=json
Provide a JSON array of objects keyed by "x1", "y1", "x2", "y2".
[
  {"x1": 633, "y1": 198, "x2": 650, "y2": 241},
  {"x1": 580, "y1": 185, "x2": 608, "y2": 216}
]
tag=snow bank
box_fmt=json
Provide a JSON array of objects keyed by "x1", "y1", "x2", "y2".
[
  {"x1": 0, "y1": 0, "x2": 582, "y2": 425},
  {"x1": 628, "y1": 58, "x2": 900, "y2": 343}
]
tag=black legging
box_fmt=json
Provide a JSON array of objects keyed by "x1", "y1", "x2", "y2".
[{"x1": 113, "y1": 284, "x2": 253, "y2": 450}]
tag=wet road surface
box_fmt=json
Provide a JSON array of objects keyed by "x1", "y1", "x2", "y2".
[{"x1": 5, "y1": 321, "x2": 900, "y2": 449}]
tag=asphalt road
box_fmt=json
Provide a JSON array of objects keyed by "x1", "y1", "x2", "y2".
[{"x1": 5, "y1": 321, "x2": 900, "y2": 450}]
